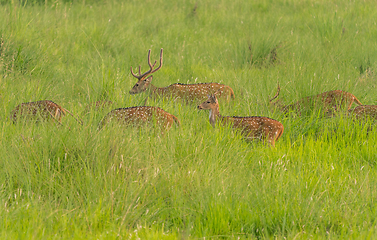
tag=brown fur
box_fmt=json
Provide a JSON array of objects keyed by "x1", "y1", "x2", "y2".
[
  {"x1": 10, "y1": 100, "x2": 82, "y2": 125},
  {"x1": 129, "y1": 49, "x2": 235, "y2": 103},
  {"x1": 348, "y1": 105, "x2": 377, "y2": 120},
  {"x1": 98, "y1": 106, "x2": 180, "y2": 131},
  {"x1": 10, "y1": 100, "x2": 66, "y2": 123},
  {"x1": 270, "y1": 85, "x2": 362, "y2": 116},
  {"x1": 198, "y1": 94, "x2": 284, "y2": 147}
]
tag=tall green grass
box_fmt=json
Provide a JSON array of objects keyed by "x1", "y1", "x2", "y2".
[{"x1": 1, "y1": 0, "x2": 377, "y2": 238}]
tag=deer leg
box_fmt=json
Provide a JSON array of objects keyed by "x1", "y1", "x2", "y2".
[
  {"x1": 347, "y1": 99, "x2": 354, "y2": 110},
  {"x1": 54, "y1": 108, "x2": 61, "y2": 121},
  {"x1": 46, "y1": 108, "x2": 63, "y2": 125},
  {"x1": 265, "y1": 130, "x2": 276, "y2": 147},
  {"x1": 269, "y1": 138, "x2": 276, "y2": 147}
]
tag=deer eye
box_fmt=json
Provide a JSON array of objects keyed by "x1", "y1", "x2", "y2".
[
  {"x1": 135, "y1": 84, "x2": 139, "y2": 87},
  {"x1": 207, "y1": 101, "x2": 210, "y2": 103}
]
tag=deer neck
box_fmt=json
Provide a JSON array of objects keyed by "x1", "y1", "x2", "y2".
[
  {"x1": 209, "y1": 106, "x2": 220, "y2": 128},
  {"x1": 151, "y1": 85, "x2": 171, "y2": 98},
  {"x1": 148, "y1": 84, "x2": 161, "y2": 96},
  {"x1": 147, "y1": 84, "x2": 157, "y2": 92}
]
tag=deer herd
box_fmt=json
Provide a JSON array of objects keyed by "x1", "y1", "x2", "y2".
[{"x1": 9, "y1": 48, "x2": 377, "y2": 147}]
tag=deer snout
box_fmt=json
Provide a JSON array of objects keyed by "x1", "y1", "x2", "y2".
[{"x1": 197, "y1": 105, "x2": 203, "y2": 110}]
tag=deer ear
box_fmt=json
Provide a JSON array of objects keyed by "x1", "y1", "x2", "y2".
[
  {"x1": 210, "y1": 94, "x2": 217, "y2": 102},
  {"x1": 144, "y1": 75, "x2": 153, "y2": 82}
]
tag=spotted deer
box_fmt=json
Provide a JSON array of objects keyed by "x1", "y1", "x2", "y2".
[
  {"x1": 348, "y1": 105, "x2": 377, "y2": 120},
  {"x1": 198, "y1": 93, "x2": 284, "y2": 147},
  {"x1": 10, "y1": 100, "x2": 83, "y2": 125},
  {"x1": 98, "y1": 106, "x2": 180, "y2": 131},
  {"x1": 270, "y1": 84, "x2": 362, "y2": 116},
  {"x1": 129, "y1": 48, "x2": 235, "y2": 103}
]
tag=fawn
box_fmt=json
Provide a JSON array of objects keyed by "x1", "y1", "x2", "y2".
[
  {"x1": 10, "y1": 100, "x2": 83, "y2": 125},
  {"x1": 198, "y1": 94, "x2": 284, "y2": 147},
  {"x1": 129, "y1": 48, "x2": 235, "y2": 103},
  {"x1": 348, "y1": 105, "x2": 377, "y2": 120},
  {"x1": 270, "y1": 84, "x2": 362, "y2": 116},
  {"x1": 98, "y1": 106, "x2": 180, "y2": 131}
]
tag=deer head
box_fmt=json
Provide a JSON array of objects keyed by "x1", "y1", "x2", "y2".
[
  {"x1": 198, "y1": 92, "x2": 221, "y2": 127},
  {"x1": 197, "y1": 94, "x2": 219, "y2": 110},
  {"x1": 129, "y1": 49, "x2": 163, "y2": 95}
]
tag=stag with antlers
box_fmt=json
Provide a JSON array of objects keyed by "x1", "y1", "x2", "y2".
[
  {"x1": 270, "y1": 84, "x2": 362, "y2": 116},
  {"x1": 129, "y1": 48, "x2": 235, "y2": 103},
  {"x1": 198, "y1": 93, "x2": 284, "y2": 147}
]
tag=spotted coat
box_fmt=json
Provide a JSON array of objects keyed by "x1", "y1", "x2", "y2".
[
  {"x1": 198, "y1": 94, "x2": 284, "y2": 147},
  {"x1": 348, "y1": 105, "x2": 377, "y2": 120},
  {"x1": 10, "y1": 100, "x2": 66, "y2": 123},
  {"x1": 271, "y1": 86, "x2": 362, "y2": 116},
  {"x1": 98, "y1": 106, "x2": 180, "y2": 130},
  {"x1": 130, "y1": 76, "x2": 235, "y2": 104},
  {"x1": 129, "y1": 49, "x2": 235, "y2": 104}
]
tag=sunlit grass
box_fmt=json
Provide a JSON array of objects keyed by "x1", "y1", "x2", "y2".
[{"x1": 0, "y1": 0, "x2": 377, "y2": 238}]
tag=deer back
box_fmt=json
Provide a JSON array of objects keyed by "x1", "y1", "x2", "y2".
[
  {"x1": 154, "y1": 82, "x2": 235, "y2": 103},
  {"x1": 271, "y1": 87, "x2": 362, "y2": 115},
  {"x1": 294, "y1": 90, "x2": 362, "y2": 114},
  {"x1": 199, "y1": 94, "x2": 284, "y2": 146},
  {"x1": 323, "y1": 90, "x2": 362, "y2": 110},
  {"x1": 98, "y1": 106, "x2": 180, "y2": 130},
  {"x1": 10, "y1": 100, "x2": 66, "y2": 123},
  {"x1": 224, "y1": 116, "x2": 284, "y2": 146},
  {"x1": 349, "y1": 105, "x2": 377, "y2": 120}
]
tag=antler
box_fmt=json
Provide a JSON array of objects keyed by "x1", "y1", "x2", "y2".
[
  {"x1": 269, "y1": 82, "x2": 280, "y2": 102},
  {"x1": 130, "y1": 48, "x2": 163, "y2": 80}
]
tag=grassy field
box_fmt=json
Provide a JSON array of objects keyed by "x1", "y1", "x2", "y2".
[{"x1": 1, "y1": 0, "x2": 377, "y2": 239}]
